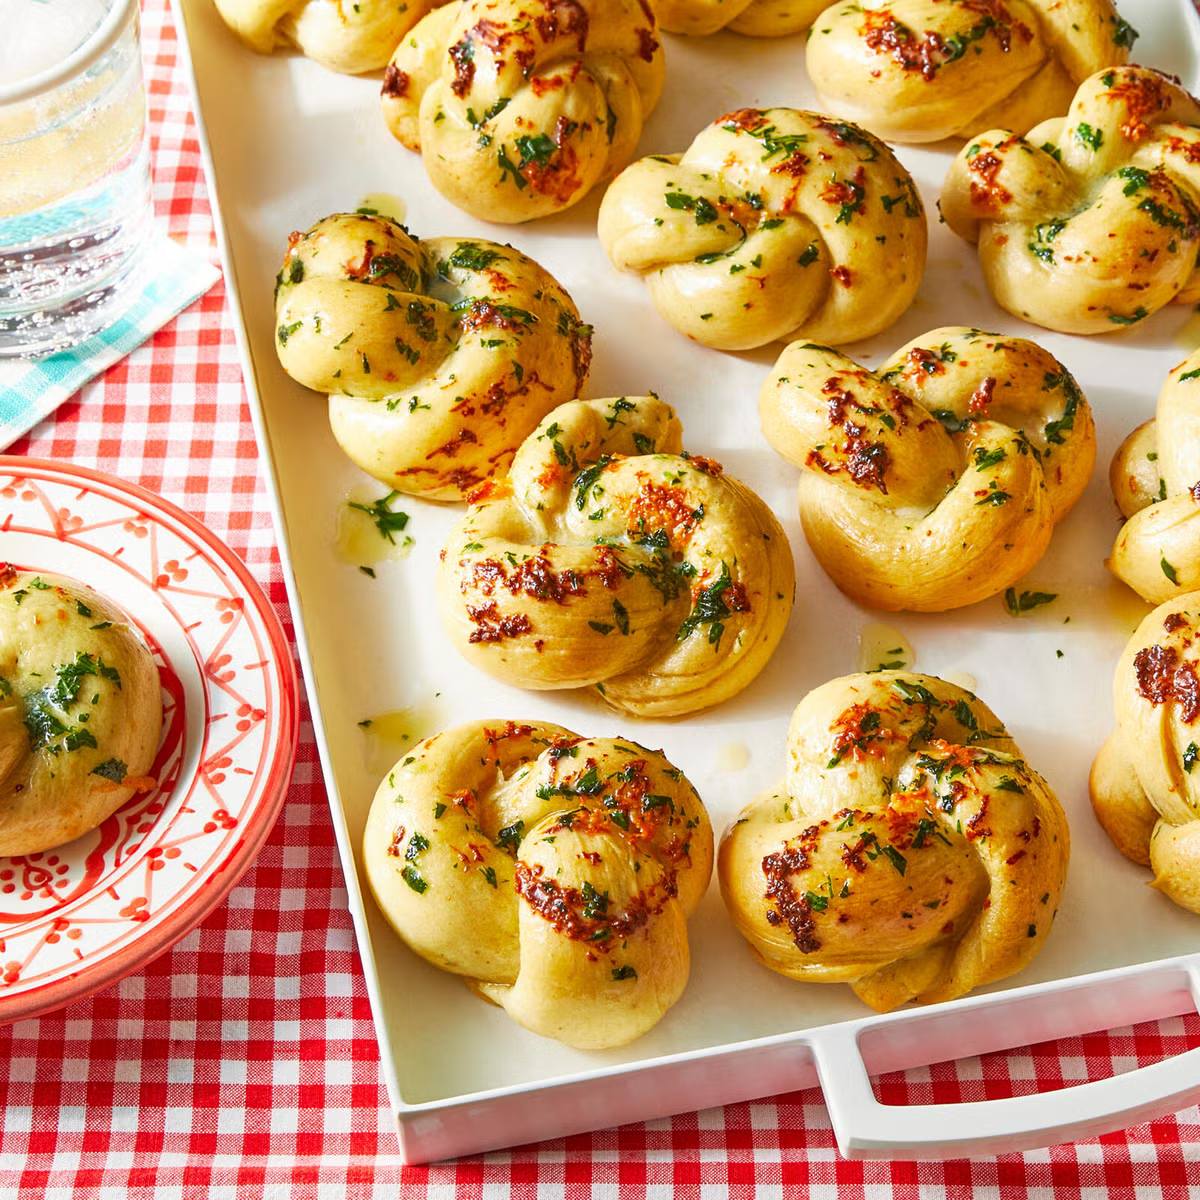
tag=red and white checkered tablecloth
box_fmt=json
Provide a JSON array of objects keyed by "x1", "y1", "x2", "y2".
[{"x1": 1, "y1": 2, "x2": 1199, "y2": 1194}]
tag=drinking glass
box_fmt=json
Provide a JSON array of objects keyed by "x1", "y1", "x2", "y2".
[{"x1": 0, "y1": 0, "x2": 152, "y2": 357}]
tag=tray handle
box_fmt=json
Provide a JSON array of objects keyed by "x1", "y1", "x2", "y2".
[{"x1": 812, "y1": 963, "x2": 1200, "y2": 1159}]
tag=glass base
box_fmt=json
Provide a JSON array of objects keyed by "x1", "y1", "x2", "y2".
[{"x1": 0, "y1": 240, "x2": 144, "y2": 358}]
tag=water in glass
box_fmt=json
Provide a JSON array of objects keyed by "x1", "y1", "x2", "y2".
[{"x1": 0, "y1": 0, "x2": 151, "y2": 357}]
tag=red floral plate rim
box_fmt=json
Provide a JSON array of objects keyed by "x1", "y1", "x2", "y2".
[{"x1": 0, "y1": 456, "x2": 299, "y2": 1024}]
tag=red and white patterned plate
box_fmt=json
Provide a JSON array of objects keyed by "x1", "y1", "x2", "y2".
[{"x1": 0, "y1": 457, "x2": 298, "y2": 1023}]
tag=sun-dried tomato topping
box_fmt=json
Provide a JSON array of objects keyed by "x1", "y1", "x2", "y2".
[
  {"x1": 467, "y1": 602, "x2": 533, "y2": 643},
  {"x1": 906, "y1": 347, "x2": 947, "y2": 376},
  {"x1": 1134, "y1": 642, "x2": 1200, "y2": 722},
  {"x1": 387, "y1": 824, "x2": 406, "y2": 858},
  {"x1": 381, "y1": 65, "x2": 409, "y2": 99},
  {"x1": 482, "y1": 721, "x2": 536, "y2": 749},
  {"x1": 772, "y1": 150, "x2": 810, "y2": 180},
  {"x1": 1164, "y1": 612, "x2": 1189, "y2": 633},
  {"x1": 762, "y1": 830, "x2": 821, "y2": 953},
  {"x1": 463, "y1": 478, "x2": 509, "y2": 505},
  {"x1": 468, "y1": 545, "x2": 622, "y2": 601},
  {"x1": 820, "y1": 166, "x2": 867, "y2": 215},
  {"x1": 458, "y1": 300, "x2": 532, "y2": 333},
  {"x1": 718, "y1": 107, "x2": 768, "y2": 133},
  {"x1": 966, "y1": 797, "x2": 992, "y2": 841},
  {"x1": 508, "y1": 551, "x2": 586, "y2": 602},
  {"x1": 635, "y1": 26, "x2": 658, "y2": 61},
  {"x1": 344, "y1": 239, "x2": 377, "y2": 280},
  {"x1": 449, "y1": 35, "x2": 477, "y2": 96},
  {"x1": 829, "y1": 701, "x2": 894, "y2": 764},
  {"x1": 968, "y1": 151, "x2": 1012, "y2": 210},
  {"x1": 428, "y1": 429, "x2": 478, "y2": 461},
  {"x1": 533, "y1": 0, "x2": 588, "y2": 48},
  {"x1": 1106, "y1": 71, "x2": 1171, "y2": 142},
  {"x1": 809, "y1": 433, "x2": 891, "y2": 493},
  {"x1": 520, "y1": 115, "x2": 583, "y2": 203},
  {"x1": 831, "y1": 265, "x2": 853, "y2": 288},
  {"x1": 513, "y1": 861, "x2": 676, "y2": 944},
  {"x1": 924, "y1": 739, "x2": 986, "y2": 772},
  {"x1": 686, "y1": 454, "x2": 723, "y2": 477},
  {"x1": 627, "y1": 482, "x2": 702, "y2": 548},
  {"x1": 448, "y1": 789, "x2": 476, "y2": 814},
  {"x1": 0, "y1": 563, "x2": 17, "y2": 589},
  {"x1": 862, "y1": 3, "x2": 1029, "y2": 79},
  {"x1": 1165, "y1": 134, "x2": 1200, "y2": 164},
  {"x1": 862, "y1": 11, "x2": 941, "y2": 79},
  {"x1": 569, "y1": 320, "x2": 592, "y2": 387},
  {"x1": 969, "y1": 376, "x2": 997, "y2": 414}
]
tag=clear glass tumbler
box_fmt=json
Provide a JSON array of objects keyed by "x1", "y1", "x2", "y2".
[{"x1": 0, "y1": 0, "x2": 152, "y2": 357}]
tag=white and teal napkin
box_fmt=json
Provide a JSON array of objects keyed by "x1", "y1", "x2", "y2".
[{"x1": 0, "y1": 236, "x2": 220, "y2": 448}]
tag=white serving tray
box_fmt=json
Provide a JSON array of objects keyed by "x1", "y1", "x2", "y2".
[{"x1": 174, "y1": 0, "x2": 1200, "y2": 1163}]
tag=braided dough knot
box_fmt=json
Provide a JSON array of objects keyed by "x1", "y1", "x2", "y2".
[
  {"x1": 381, "y1": 0, "x2": 665, "y2": 222},
  {"x1": 759, "y1": 327, "x2": 1096, "y2": 611},
  {"x1": 437, "y1": 395, "x2": 795, "y2": 717},
  {"x1": 1108, "y1": 349, "x2": 1200, "y2": 603},
  {"x1": 273, "y1": 212, "x2": 591, "y2": 500},
  {"x1": 806, "y1": 0, "x2": 1136, "y2": 144},
  {"x1": 651, "y1": 0, "x2": 828, "y2": 37},
  {"x1": 212, "y1": 0, "x2": 443, "y2": 72},
  {"x1": 363, "y1": 720, "x2": 714, "y2": 1046},
  {"x1": 941, "y1": 66, "x2": 1200, "y2": 334},
  {"x1": 1091, "y1": 598, "x2": 1200, "y2": 915},
  {"x1": 719, "y1": 672, "x2": 1070, "y2": 1010},
  {"x1": 598, "y1": 107, "x2": 927, "y2": 350}
]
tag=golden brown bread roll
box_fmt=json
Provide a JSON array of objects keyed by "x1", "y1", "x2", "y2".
[
  {"x1": 1107, "y1": 349, "x2": 1200, "y2": 603},
  {"x1": 273, "y1": 211, "x2": 592, "y2": 500},
  {"x1": 720, "y1": 672, "x2": 1070, "y2": 1010},
  {"x1": 758, "y1": 327, "x2": 1096, "y2": 612},
  {"x1": 1091, "y1": 596, "x2": 1200, "y2": 915},
  {"x1": 806, "y1": 0, "x2": 1136, "y2": 144},
  {"x1": 941, "y1": 66, "x2": 1200, "y2": 334},
  {"x1": 436, "y1": 395, "x2": 795, "y2": 717},
  {"x1": 0, "y1": 567, "x2": 162, "y2": 856},
  {"x1": 212, "y1": 0, "x2": 444, "y2": 72},
  {"x1": 363, "y1": 720, "x2": 714, "y2": 1047},
  {"x1": 598, "y1": 107, "x2": 927, "y2": 350},
  {"x1": 380, "y1": 0, "x2": 664, "y2": 223},
  {"x1": 651, "y1": 0, "x2": 826, "y2": 36}
]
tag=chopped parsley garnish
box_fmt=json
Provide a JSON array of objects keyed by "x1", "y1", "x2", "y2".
[
  {"x1": 1075, "y1": 122, "x2": 1103, "y2": 151},
  {"x1": 447, "y1": 243, "x2": 502, "y2": 272},
  {"x1": 1003, "y1": 589, "x2": 1057, "y2": 616},
  {"x1": 573, "y1": 456, "x2": 612, "y2": 510},
  {"x1": 676, "y1": 562, "x2": 742, "y2": 650},
  {"x1": 1109, "y1": 308, "x2": 1149, "y2": 326},
  {"x1": 495, "y1": 820, "x2": 525, "y2": 852},
  {"x1": 90, "y1": 758, "x2": 128, "y2": 783},
  {"x1": 1113, "y1": 17, "x2": 1138, "y2": 48},
  {"x1": 664, "y1": 192, "x2": 718, "y2": 225},
  {"x1": 401, "y1": 865, "x2": 427, "y2": 893},
  {"x1": 348, "y1": 491, "x2": 410, "y2": 544},
  {"x1": 580, "y1": 881, "x2": 609, "y2": 919}
]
